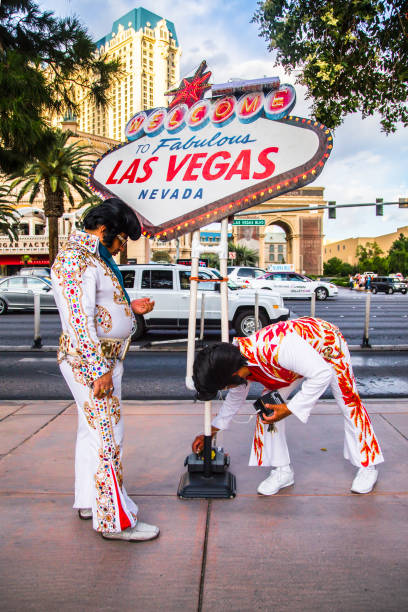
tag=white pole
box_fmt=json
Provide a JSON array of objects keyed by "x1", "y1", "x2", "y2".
[
  {"x1": 362, "y1": 289, "x2": 371, "y2": 347},
  {"x1": 185, "y1": 230, "x2": 200, "y2": 390},
  {"x1": 204, "y1": 401, "x2": 212, "y2": 436},
  {"x1": 32, "y1": 293, "x2": 42, "y2": 348},
  {"x1": 310, "y1": 290, "x2": 316, "y2": 317},
  {"x1": 255, "y1": 291, "x2": 260, "y2": 331},
  {"x1": 219, "y1": 217, "x2": 229, "y2": 342},
  {"x1": 200, "y1": 292, "x2": 205, "y2": 341}
]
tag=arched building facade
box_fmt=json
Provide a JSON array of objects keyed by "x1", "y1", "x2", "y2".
[{"x1": 231, "y1": 186, "x2": 326, "y2": 275}]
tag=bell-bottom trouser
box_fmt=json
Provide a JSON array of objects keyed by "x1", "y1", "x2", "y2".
[
  {"x1": 60, "y1": 359, "x2": 138, "y2": 533},
  {"x1": 250, "y1": 368, "x2": 384, "y2": 469}
]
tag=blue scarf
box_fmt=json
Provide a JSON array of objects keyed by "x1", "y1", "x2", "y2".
[{"x1": 98, "y1": 242, "x2": 131, "y2": 305}]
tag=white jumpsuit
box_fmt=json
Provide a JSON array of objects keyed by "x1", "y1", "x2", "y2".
[
  {"x1": 212, "y1": 318, "x2": 384, "y2": 468},
  {"x1": 51, "y1": 230, "x2": 137, "y2": 533}
]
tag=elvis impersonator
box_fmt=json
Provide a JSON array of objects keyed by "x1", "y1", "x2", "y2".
[
  {"x1": 51, "y1": 198, "x2": 159, "y2": 542},
  {"x1": 192, "y1": 317, "x2": 383, "y2": 495}
]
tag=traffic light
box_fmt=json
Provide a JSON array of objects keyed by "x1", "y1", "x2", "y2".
[
  {"x1": 399, "y1": 197, "x2": 408, "y2": 208},
  {"x1": 376, "y1": 197, "x2": 384, "y2": 216},
  {"x1": 328, "y1": 201, "x2": 336, "y2": 219}
]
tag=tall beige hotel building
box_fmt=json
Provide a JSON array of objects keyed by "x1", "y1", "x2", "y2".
[
  {"x1": 0, "y1": 7, "x2": 182, "y2": 274},
  {"x1": 76, "y1": 7, "x2": 181, "y2": 141}
]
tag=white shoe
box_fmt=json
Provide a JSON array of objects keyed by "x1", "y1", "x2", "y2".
[
  {"x1": 102, "y1": 520, "x2": 160, "y2": 542},
  {"x1": 78, "y1": 508, "x2": 92, "y2": 520},
  {"x1": 351, "y1": 466, "x2": 378, "y2": 494},
  {"x1": 257, "y1": 466, "x2": 294, "y2": 496}
]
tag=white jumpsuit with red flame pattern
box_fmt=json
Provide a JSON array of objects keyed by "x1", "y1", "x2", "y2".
[{"x1": 212, "y1": 318, "x2": 384, "y2": 468}]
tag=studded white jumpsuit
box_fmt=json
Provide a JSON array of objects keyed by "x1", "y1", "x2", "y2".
[{"x1": 51, "y1": 230, "x2": 137, "y2": 533}]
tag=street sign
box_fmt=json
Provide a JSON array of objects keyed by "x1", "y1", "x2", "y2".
[
  {"x1": 228, "y1": 252, "x2": 236, "y2": 259},
  {"x1": 232, "y1": 219, "x2": 265, "y2": 226},
  {"x1": 89, "y1": 61, "x2": 333, "y2": 239}
]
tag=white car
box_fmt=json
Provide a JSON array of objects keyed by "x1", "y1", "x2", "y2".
[
  {"x1": 249, "y1": 271, "x2": 338, "y2": 301},
  {"x1": 227, "y1": 266, "x2": 267, "y2": 287},
  {"x1": 119, "y1": 263, "x2": 289, "y2": 337}
]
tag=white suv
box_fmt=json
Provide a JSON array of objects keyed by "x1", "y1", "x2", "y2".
[
  {"x1": 119, "y1": 263, "x2": 289, "y2": 338},
  {"x1": 227, "y1": 266, "x2": 267, "y2": 287},
  {"x1": 249, "y1": 271, "x2": 338, "y2": 301}
]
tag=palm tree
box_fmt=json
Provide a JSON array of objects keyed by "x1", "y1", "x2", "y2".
[
  {"x1": 228, "y1": 241, "x2": 258, "y2": 266},
  {"x1": 0, "y1": 185, "x2": 20, "y2": 241},
  {"x1": 10, "y1": 129, "x2": 97, "y2": 265}
]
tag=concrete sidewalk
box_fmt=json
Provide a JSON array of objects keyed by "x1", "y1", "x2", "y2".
[{"x1": 1, "y1": 398, "x2": 407, "y2": 611}]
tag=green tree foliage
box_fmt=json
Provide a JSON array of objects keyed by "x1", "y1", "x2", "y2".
[
  {"x1": 323, "y1": 257, "x2": 355, "y2": 276},
  {"x1": 201, "y1": 252, "x2": 220, "y2": 269},
  {"x1": 0, "y1": 184, "x2": 20, "y2": 241},
  {"x1": 253, "y1": 1, "x2": 408, "y2": 132},
  {"x1": 152, "y1": 250, "x2": 172, "y2": 263},
  {"x1": 324, "y1": 257, "x2": 343, "y2": 275},
  {"x1": 9, "y1": 129, "x2": 96, "y2": 265},
  {"x1": 228, "y1": 241, "x2": 258, "y2": 266},
  {"x1": 388, "y1": 233, "x2": 408, "y2": 275},
  {"x1": 356, "y1": 241, "x2": 385, "y2": 271},
  {"x1": 0, "y1": 0, "x2": 120, "y2": 172}
]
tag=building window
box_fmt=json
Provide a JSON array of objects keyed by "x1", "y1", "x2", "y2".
[{"x1": 278, "y1": 245, "x2": 284, "y2": 253}]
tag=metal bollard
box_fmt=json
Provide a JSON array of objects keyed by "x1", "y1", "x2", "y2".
[
  {"x1": 254, "y1": 291, "x2": 260, "y2": 331},
  {"x1": 32, "y1": 293, "x2": 42, "y2": 348},
  {"x1": 310, "y1": 291, "x2": 316, "y2": 317},
  {"x1": 361, "y1": 290, "x2": 372, "y2": 348},
  {"x1": 199, "y1": 293, "x2": 206, "y2": 341}
]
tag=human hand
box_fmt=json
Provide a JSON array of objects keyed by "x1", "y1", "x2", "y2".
[
  {"x1": 93, "y1": 372, "x2": 114, "y2": 400},
  {"x1": 192, "y1": 427, "x2": 219, "y2": 454},
  {"x1": 131, "y1": 297, "x2": 155, "y2": 315},
  {"x1": 192, "y1": 434, "x2": 205, "y2": 454},
  {"x1": 261, "y1": 403, "x2": 291, "y2": 424}
]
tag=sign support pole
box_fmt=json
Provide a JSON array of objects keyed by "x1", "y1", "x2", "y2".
[
  {"x1": 219, "y1": 217, "x2": 229, "y2": 343},
  {"x1": 178, "y1": 218, "x2": 236, "y2": 499}
]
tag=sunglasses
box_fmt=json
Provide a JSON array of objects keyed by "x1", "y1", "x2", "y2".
[{"x1": 116, "y1": 234, "x2": 128, "y2": 247}]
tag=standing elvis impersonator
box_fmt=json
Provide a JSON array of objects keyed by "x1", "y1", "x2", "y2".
[
  {"x1": 51, "y1": 198, "x2": 159, "y2": 541},
  {"x1": 192, "y1": 317, "x2": 383, "y2": 495}
]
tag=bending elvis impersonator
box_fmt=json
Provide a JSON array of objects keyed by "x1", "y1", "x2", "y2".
[
  {"x1": 193, "y1": 317, "x2": 383, "y2": 495},
  {"x1": 51, "y1": 198, "x2": 159, "y2": 541}
]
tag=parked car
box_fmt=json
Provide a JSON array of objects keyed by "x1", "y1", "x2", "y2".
[
  {"x1": 17, "y1": 267, "x2": 51, "y2": 277},
  {"x1": 248, "y1": 271, "x2": 338, "y2": 301},
  {"x1": 0, "y1": 275, "x2": 56, "y2": 314},
  {"x1": 119, "y1": 263, "x2": 289, "y2": 338},
  {"x1": 227, "y1": 266, "x2": 267, "y2": 287},
  {"x1": 370, "y1": 276, "x2": 407, "y2": 294}
]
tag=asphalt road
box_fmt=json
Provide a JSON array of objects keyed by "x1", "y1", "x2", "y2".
[
  {"x1": 0, "y1": 286, "x2": 407, "y2": 347},
  {"x1": 1, "y1": 349, "x2": 408, "y2": 400}
]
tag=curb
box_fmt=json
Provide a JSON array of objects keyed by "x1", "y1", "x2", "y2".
[{"x1": 1, "y1": 344, "x2": 408, "y2": 353}]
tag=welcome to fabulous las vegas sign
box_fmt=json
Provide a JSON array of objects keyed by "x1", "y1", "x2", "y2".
[{"x1": 89, "y1": 61, "x2": 333, "y2": 239}]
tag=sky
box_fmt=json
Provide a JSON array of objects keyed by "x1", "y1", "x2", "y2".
[{"x1": 40, "y1": 0, "x2": 408, "y2": 243}]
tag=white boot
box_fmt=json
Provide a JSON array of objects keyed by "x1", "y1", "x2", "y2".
[
  {"x1": 351, "y1": 466, "x2": 378, "y2": 494},
  {"x1": 102, "y1": 520, "x2": 160, "y2": 541},
  {"x1": 257, "y1": 465, "x2": 294, "y2": 496},
  {"x1": 78, "y1": 508, "x2": 92, "y2": 520}
]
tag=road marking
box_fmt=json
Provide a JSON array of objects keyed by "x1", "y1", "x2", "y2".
[{"x1": 19, "y1": 358, "x2": 56, "y2": 363}]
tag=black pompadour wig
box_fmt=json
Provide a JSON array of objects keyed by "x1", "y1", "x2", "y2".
[
  {"x1": 193, "y1": 342, "x2": 248, "y2": 401},
  {"x1": 83, "y1": 198, "x2": 141, "y2": 247}
]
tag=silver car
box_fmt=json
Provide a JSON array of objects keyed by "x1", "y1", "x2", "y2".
[{"x1": 0, "y1": 275, "x2": 56, "y2": 314}]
